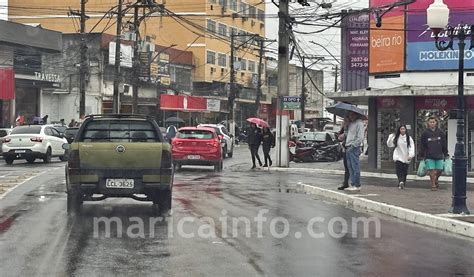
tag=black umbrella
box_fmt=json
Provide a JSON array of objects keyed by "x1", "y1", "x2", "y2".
[
  {"x1": 165, "y1": 116, "x2": 185, "y2": 124},
  {"x1": 326, "y1": 102, "x2": 366, "y2": 118}
]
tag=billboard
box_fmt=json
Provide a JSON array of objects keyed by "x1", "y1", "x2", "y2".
[
  {"x1": 341, "y1": 11, "x2": 369, "y2": 91},
  {"x1": 108, "y1": 42, "x2": 133, "y2": 68},
  {"x1": 406, "y1": 0, "x2": 474, "y2": 71},
  {"x1": 369, "y1": 0, "x2": 405, "y2": 73}
]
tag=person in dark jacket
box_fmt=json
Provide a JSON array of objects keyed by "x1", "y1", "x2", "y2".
[
  {"x1": 248, "y1": 123, "x2": 263, "y2": 169},
  {"x1": 337, "y1": 116, "x2": 351, "y2": 190},
  {"x1": 419, "y1": 116, "x2": 448, "y2": 191},
  {"x1": 262, "y1": 127, "x2": 275, "y2": 167}
]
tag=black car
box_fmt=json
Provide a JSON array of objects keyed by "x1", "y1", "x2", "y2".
[{"x1": 64, "y1": 127, "x2": 79, "y2": 144}]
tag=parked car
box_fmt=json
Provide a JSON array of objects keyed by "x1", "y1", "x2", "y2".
[
  {"x1": 0, "y1": 128, "x2": 12, "y2": 155},
  {"x1": 171, "y1": 127, "x2": 223, "y2": 172},
  {"x1": 197, "y1": 124, "x2": 234, "y2": 158},
  {"x1": 52, "y1": 124, "x2": 68, "y2": 136},
  {"x1": 2, "y1": 125, "x2": 68, "y2": 164},
  {"x1": 63, "y1": 114, "x2": 174, "y2": 215},
  {"x1": 64, "y1": 127, "x2": 79, "y2": 144}
]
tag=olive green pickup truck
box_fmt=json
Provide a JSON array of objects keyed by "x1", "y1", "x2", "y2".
[{"x1": 64, "y1": 114, "x2": 173, "y2": 215}]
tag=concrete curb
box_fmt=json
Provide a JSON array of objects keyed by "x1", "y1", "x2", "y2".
[
  {"x1": 271, "y1": 166, "x2": 474, "y2": 183},
  {"x1": 296, "y1": 182, "x2": 474, "y2": 239}
]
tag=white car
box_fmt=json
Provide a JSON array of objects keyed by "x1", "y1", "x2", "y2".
[
  {"x1": 1, "y1": 125, "x2": 68, "y2": 164},
  {"x1": 198, "y1": 124, "x2": 234, "y2": 158}
]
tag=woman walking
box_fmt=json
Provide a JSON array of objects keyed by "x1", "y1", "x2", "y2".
[
  {"x1": 262, "y1": 127, "x2": 275, "y2": 167},
  {"x1": 387, "y1": 125, "x2": 415, "y2": 189}
]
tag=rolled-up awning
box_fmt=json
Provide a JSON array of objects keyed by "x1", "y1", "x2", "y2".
[{"x1": 0, "y1": 68, "x2": 14, "y2": 100}]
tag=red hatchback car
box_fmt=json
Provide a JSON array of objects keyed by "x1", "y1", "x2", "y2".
[{"x1": 171, "y1": 127, "x2": 223, "y2": 172}]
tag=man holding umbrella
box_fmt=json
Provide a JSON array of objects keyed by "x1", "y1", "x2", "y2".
[{"x1": 326, "y1": 102, "x2": 366, "y2": 192}]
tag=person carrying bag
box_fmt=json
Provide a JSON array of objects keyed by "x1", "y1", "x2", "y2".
[{"x1": 387, "y1": 125, "x2": 415, "y2": 189}]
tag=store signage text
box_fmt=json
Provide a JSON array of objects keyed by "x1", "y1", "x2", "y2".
[{"x1": 34, "y1": 72, "x2": 60, "y2": 83}]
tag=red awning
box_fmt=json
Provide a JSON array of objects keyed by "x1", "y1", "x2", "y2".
[
  {"x1": 160, "y1": 94, "x2": 207, "y2": 111},
  {"x1": 0, "y1": 68, "x2": 15, "y2": 100}
]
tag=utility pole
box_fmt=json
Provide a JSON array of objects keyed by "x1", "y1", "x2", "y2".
[
  {"x1": 79, "y1": 0, "x2": 87, "y2": 118},
  {"x1": 132, "y1": 4, "x2": 140, "y2": 114},
  {"x1": 229, "y1": 33, "x2": 236, "y2": 138},
  {"x1": 300, "y1": 56, "x2": 305, "y2": 129},
  {"x1": 113, "y1": 0, "x2": 123, "y2": 114},
  {"x1": 333, "y1": 65, "x2": 338, "y2": 124},
  {"x1": 276, "y1": 0, "x2": 290, "y2": 167},
  {"x1": 255, "y1": 38, "x2": 264, "y2": 118}
]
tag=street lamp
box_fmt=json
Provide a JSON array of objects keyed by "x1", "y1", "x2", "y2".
[{"x1": 427, "y1": 0, "x2": 472, "y2": 214}]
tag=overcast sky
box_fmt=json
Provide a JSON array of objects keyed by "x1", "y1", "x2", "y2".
[{"x1": 265, "y1": 0, "x2": 369, "y2": 93}]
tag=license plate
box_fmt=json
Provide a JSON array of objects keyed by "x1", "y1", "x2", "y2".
[
  {"x1": 105, "y1": 179, "x2": 134, "y2": 189},
  {"x1": 187, "y1": 155, "x2": 201, "y2": 160},
  {"x1": 15, "y1": 150, "x2": 26, "y2": 153}
]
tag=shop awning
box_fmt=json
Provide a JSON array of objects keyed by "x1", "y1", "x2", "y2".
[
  {"x1": 0, "y1": 68, "x2": 15, "y2": 100},
  {"x1": 160, "y1": 94, "x2": 209, "y2": 112}
]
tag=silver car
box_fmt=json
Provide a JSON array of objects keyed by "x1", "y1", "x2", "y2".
[{"x1": 198, "y1": 124, "x2": 234, "y2": 158}]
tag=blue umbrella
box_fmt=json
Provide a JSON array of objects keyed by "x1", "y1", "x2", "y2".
[{"x1": 326, "y1": 102, "x2": 366, "y2": 118}]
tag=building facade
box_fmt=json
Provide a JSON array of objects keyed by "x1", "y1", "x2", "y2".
[
  {"x1": 0, "y1": 20, "x2": 62, "y2": 127},
  {"x1": 336, "y1": 3, "x2": 474, "y2": 171},
  {"x1": 8, "y1": 0, "x2": 269, "y2": 125}
]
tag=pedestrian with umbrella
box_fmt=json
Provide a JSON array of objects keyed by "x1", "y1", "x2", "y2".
[
  {"x1": 247, "y1": 118, "x2": 269, "y2": 169},
  {"x1": 326, "y1": 102, "x2": 366, "y2": 192}
]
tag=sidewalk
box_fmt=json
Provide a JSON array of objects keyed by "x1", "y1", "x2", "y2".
[{"x1": 269, "y1": 155, "x2": 474, "y2": 238}]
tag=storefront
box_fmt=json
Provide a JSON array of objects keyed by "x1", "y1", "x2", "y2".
[{"x1": 373, "y1": 95, "x2": 474, "y2": 171}]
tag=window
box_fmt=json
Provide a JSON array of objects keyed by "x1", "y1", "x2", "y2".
[
  {"x1": 229, "y1": 56, "x2": 239, "y2": 69},
  {"x1": 238, "y1": 30, "x2": 246, "y2": 42},
  {"x1": 177, "y1": 130, "x2": 215, "y2": 139},
  {"x1": 209, "y1": 0, "x2": 217, "y2": 3},
  {"x1": 218, "y1": 23, "x2": 227, "y2": 36},
  {"x1": 240, "y1": 2, "x2": 247, "y2": 16},
  {"x1": 218, "y1": 53, "x2": 227, "y2": 67},
  {"x1": 249, "y1": 6, "x2": 256, "y2": 19},
  {"x1": 248, "y1": 60, "x2": 256, "y2": 73},
  {"x1": 240, "y1": 58, "x2": 247, "y2": 71},
  {"x1": 11, "y1": 126, "x2": 42, "y2": 135},
  {"x1": 229, "y1": 27, "x2": 237, "y2": 37},
  {"x1": 80, "y1": 120, "x2": 159, "y2": 142},
  {"x1": 207, "y1": 51, "x2": 216, "y2": 64},
  {"x1": 219, "y1": 0, "x2": 226, "y2": 7},
  {"x1": 207, "y1": 19, "x2": 216, "y2": 33},
  {"x1": 230, "y1": 0, "x2": 238, "y2": 11},
  {"x1": 258, "y1": 9, "x2": 264, "y2": 21}
]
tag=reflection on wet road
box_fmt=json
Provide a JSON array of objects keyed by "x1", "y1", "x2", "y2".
[{"x1": 0, "y1": 148, "x2": 474, "y2": 276}]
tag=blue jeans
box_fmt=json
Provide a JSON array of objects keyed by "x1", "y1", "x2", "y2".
[{"x1": 346, "y1": 146, "x2": 361, "y2": 187}]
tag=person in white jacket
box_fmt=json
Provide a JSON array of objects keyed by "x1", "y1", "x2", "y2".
[{"x1": 387, "y1": 125, "x2": 415, "y2": 189}]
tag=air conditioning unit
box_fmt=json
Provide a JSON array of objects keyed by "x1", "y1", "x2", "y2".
[
  {"x1": 241, "y1": 16, "x2": 248, "y2": 22},
  {"x1": 221, "y1": 6, "x2": 226, "y2": 14},
  {"x1": 210, "y1": 67, "x2": 216, "y2": 74},
  {"x1": 232, "y1": 12, "x2": 238, "y2": 19},
  {"x1": 251, "y1": 20, "x2": 255, "y2": 27},
  {"x1": 221, "y1": 68, "x2": 225, "y2": 75},
  {"x1": 260, "y1": 22, "x2": 265, "y2": 29}
]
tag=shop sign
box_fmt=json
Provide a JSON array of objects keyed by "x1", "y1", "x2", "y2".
[
  {"x1": 377, "y1": 97, "x2": 401, "y2": 109},
  {"x1": 282, "y1": 96, "x2": 301, "y2": 110},
  {"x1": 415, "y1": 97, "x2": 456, "y2": 110},
  {"x1": 138, "y1": 52, "x2": 151, "y2": 78},
  {"x1": 109, "y1": 42, "x2": 133, "y2": 68},
  {"x1": 206, "y1": 99, "x2": 221, "y2": 112},
  {"x1": 34, "y1": 72, "x2": 60, "y2": 83}
]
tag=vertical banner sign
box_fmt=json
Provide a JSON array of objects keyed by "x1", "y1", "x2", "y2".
[
  {"x1": 341, "y1": 12, "x2": 369, "y2": 91},
  {"x1": 369, "y1": 0, "x2": 405, "y2": 73},
  {"x1": 406, "y1": 0, "x2": 474, "y2": 71}
]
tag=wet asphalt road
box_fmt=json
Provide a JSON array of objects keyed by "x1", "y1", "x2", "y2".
[{"x1": 0, "y1": 147, "x2": 474, "y2": 276}]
